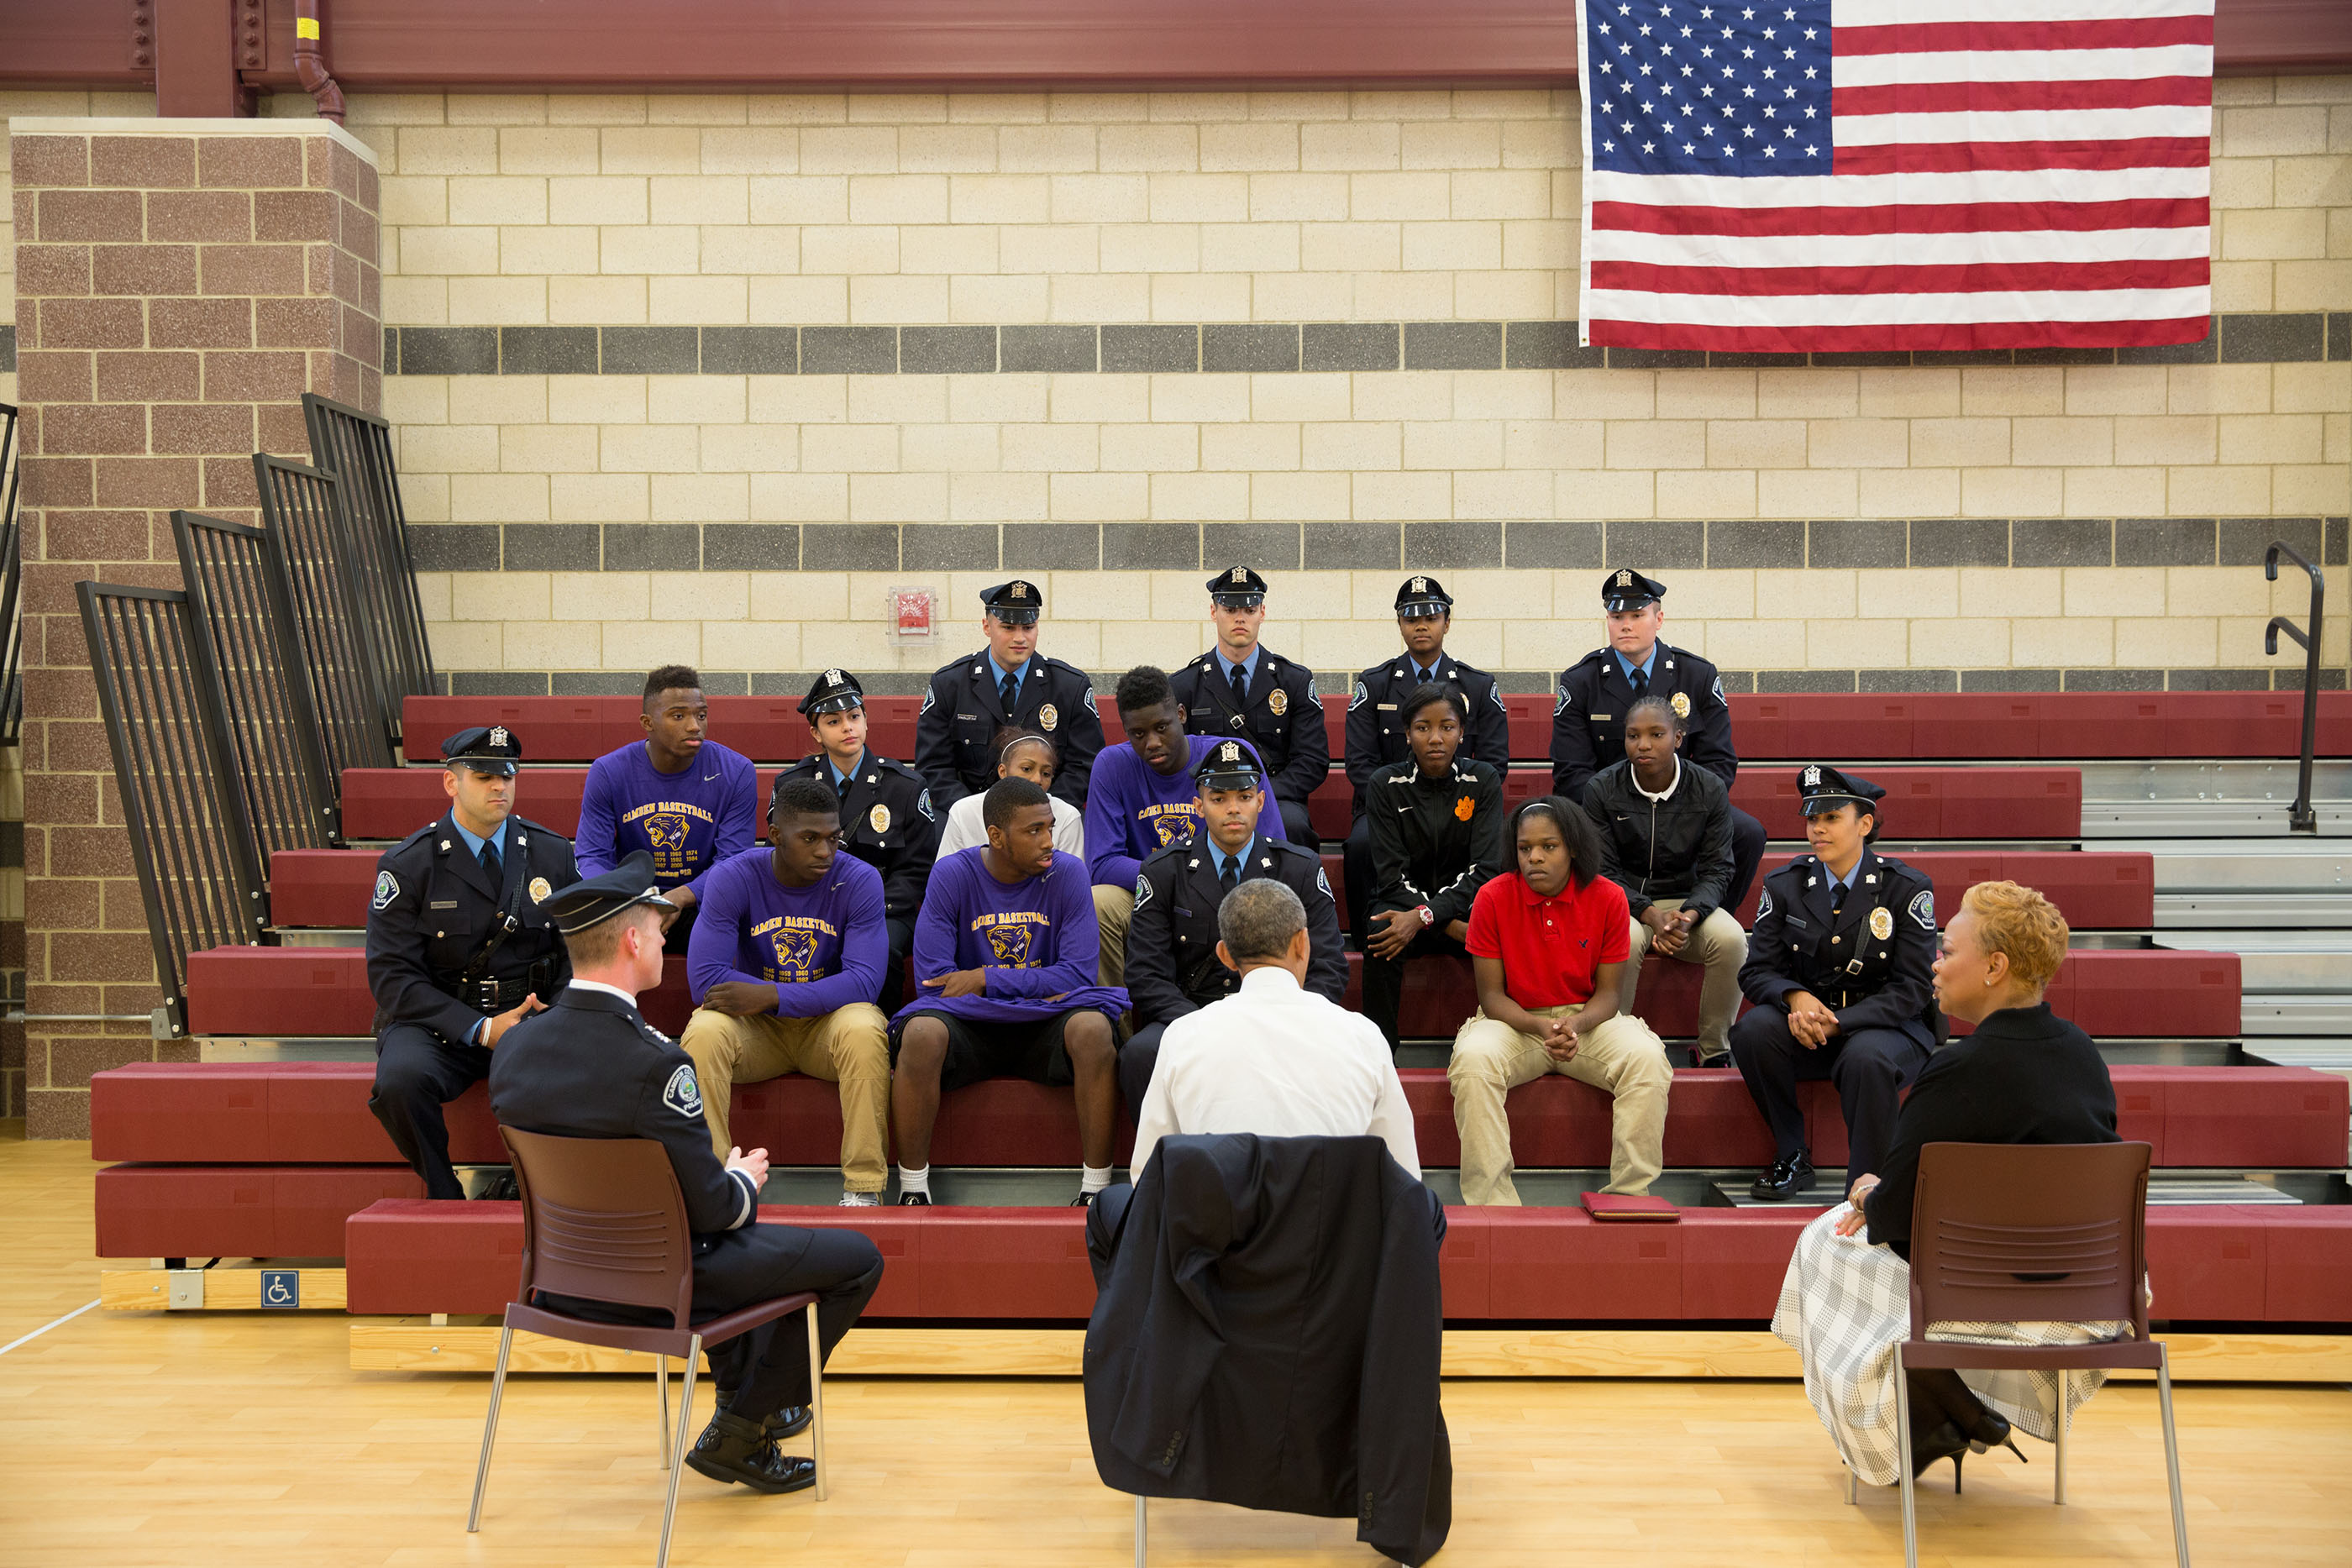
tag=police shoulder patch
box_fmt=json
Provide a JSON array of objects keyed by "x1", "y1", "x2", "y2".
[
  {"x1": 1710, "y1": 675, "x2": 1726, "y2": 707},
  {"x1": 1554, "y1": 685, "x2": 1572, "y2": 716},
  {"x1": 1756, "y1": 886, "x2": 1773, "y2": 919},
  {"x1": 371, "y1": 871, "x2": 399, "y2": 911},
  {"x1": 1350, "y1": 679, "x2": 1370, "y2": 711},
  {"x1": 1908, "y1": 889, "x2": 1935, "y2": 931},
  {"x1": 1133, "y1": 873, "x2": 1153, "y2": 909},
  {"x1": 662, "y1": 1064, "x2": 703, "y2": 1120},
  {"x1": 1315, "y1": 866, "x2": 1333, "y2": 899},
  {"x1": 916, "y1": 789, "x2": 936, "y2": 822}
]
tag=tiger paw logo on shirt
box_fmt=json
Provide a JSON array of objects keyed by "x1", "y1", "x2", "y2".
[{"x1": 1454, "y1": 795, "x2": 1475, "y2": 821}]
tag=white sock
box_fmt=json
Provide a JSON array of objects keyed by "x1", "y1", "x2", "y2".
[
  {"x1": 1081, "y1": 1164, "x2": 1113, "y2": 1195},
  {"x1": 896, "y1": 1164, "x2": 930, "y2": 1197}
]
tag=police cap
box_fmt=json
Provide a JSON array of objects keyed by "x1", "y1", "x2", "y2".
[
  {"x1": 980, "y1": 579, "x2": 1042, "y2": 626},
  {"x1": 1797, "y1": 763, "x2": 1886, "y2": 816},
  {"x1": 544, "y1": 850, "x2": 675, "y2": 935},
  {"x1": 1602, "y1": 568, "x2": 1667, "y2": 612},
  {"x1": 799, "y1": 667, "x2": 864, "y2": 719},
  {"x1": 1193, "y1": 738, "x2": 1265, "y2": 792},
  {"x1": 441, "y1": 726, "x2": 522, "y2": 777},
  {"x1": 1207, "y1": 565, "x2": 1268, "y2": 608},
  {"x1": 1394, "y1": 575, "x2": 1453, "y2": 617}
]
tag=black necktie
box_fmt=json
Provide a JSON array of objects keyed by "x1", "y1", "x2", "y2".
[
  {"x1": 1629, "y1": 663, "x2": 1650, "y2": 698},
  {"x1": 480, "y1": 841, "x2": 501, "y2": 884},
  {"x1": 1219, "y1": 858, "x2": 1239, "y2": 897},
  {"x1": 836, "y1": 769, "x2": 853, "y2": 804},
  {"x1": 1229, "y1": 663, "x2": 1249, "y2": 713},
  {"x1": 1830, "y1": 878, "x2": 1849, "y2": 919},
  {"x1": 999, "y1": 671, "x2": 1018, "y2": 715},
  {"x1": 1416, "y1": 665, "x2": 1437, "y2": 685}
]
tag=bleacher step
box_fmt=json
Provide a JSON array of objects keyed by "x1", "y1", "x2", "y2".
[
  {"x1": 2157, "y1": 931, "x2": 2352, "y2": 993},
  {"x1": 2241, "y1": 995, "x2": 2352, "y2": 1034}
]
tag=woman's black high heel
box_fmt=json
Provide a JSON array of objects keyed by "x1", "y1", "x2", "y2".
[
  {"x1": 1960, "y1": 1401, "x2": 2029, "y2": 1465},
  {"x1": 1909, "y1": 1419, "x2": 1972, "y2": 1491}
]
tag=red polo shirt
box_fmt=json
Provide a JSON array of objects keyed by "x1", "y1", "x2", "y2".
[{"x1": 1465, "y1": 871, "x2": 1630, "y2": 1009}]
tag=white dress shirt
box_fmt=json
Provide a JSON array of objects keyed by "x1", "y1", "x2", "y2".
[
  {"x1": 936, "y1": 791, "x2": 1085, "y2": 863},
  {"x1": 1130, "y1": 965, "x2": 1422, "y2": 1183}
]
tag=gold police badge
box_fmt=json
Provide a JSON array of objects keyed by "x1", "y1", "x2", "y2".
[
  {"x1": 869, "y1": 803, "x2": 891, "y2": 835},
  {"x1": 1670, "y1": 691, "x2": 1691, "y2": 719},
  {"x1": 528, "y1": 877, "x2": 551, "y2": 903},
  {"x1": 1868, "y1": 906, "x2": 1894, "y2": 941},
  {"x1": 1268, "y1": 688, "x2": 1287, "y2": 716},
  {"x1": 1039, "y1": 703, "x2": 1058, "y2": 731}
]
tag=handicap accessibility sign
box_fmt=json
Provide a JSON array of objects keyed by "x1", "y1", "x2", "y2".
[{"x1": 260, "y1": 1270, "x2": 300, "y2": 1309}]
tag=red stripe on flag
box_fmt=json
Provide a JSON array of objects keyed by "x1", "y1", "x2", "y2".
[
  {"x1": 1592, "y1": 256, "x2": 2209, "y2": 297},
  {"x1": 1591, "y1": 197, "x2": 2209, "y2": 238},
  {"x1": 1834, "y1": 15, "x2": 2213, "y2": 55},
  {"x1": 1832, "y1": 76, "x2": 2210, "y2": 117},
  {"x1": 1583, "y1": 317, "x2": 2214, "y2": 353},
  {"x1": 1834, "y1": 137, "x2": 2209, "y2": 175}
]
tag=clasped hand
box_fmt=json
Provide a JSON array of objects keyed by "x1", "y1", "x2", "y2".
[
  {"x1": 725, "y1": 1144, "x2": 771, "y2": 1188},
  {"x1": 1783, "y1": 990, "x2": 1841, "y2": 1049},
  {"x1": 1643, "y1": 905, "x2": 1698, "y2": 958},
  {"x1": 1834, "y1": 1173, "x2": 1880, "y2": 1236}
]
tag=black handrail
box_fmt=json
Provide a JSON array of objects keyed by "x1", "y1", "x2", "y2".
[{"x1": 2263, "y1": 540, "x2": 2325, "y2": 834}]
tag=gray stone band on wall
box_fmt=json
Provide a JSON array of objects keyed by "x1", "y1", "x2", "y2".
[
  {"x1": 409, "y1": 516, "x2": 2352, "y2": 575},
  {"x1": 381, "y1": 313, "x2": 2352, "y2": 378}
]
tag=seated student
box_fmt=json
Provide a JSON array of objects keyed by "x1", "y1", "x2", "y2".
[
  {"x1": 1583, "y1": 692, "x2": 1750, "y2": 1067},
  {"x1": 891, "y1": 778, "x2": 1128, "y2": 1208},
  {"x1": 772, "y1": 669, "x2": 937, "y2": 1015},
  {"x1": 1119, "y1": 740, "x2": 1347, "y2": 1110},
  {"x1": 1448, "y1": 798, "x2": 1674, "y2": 1203},
  {"x1": 1730, "y1": 765, "x2": 1938, "y2": 1201},
  {"x1": 680, "y1": 777, "x2": 892, "y2": 1208},
  {"x1": 1083, "y1": 665, "x2": 1284, "y2": 989},
  {"x1": 935, "y1": 726, "x2": 1084, "y2": 864},
  {"x1": 575, "y1": 664, "x2": 759, "y2": 950},
  {"x1": 1359, "y1": 684, "x2": 1505, "y2": 1053}
]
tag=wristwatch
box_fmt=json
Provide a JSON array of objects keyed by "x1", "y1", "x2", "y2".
[{"x1": 1415, "y1": 905, "x2": 1435, "y2": 927}]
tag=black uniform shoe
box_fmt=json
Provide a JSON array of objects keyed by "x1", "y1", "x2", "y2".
[
  {"x1": 896, "y1": 1191, "x2": 932, "y2": 1206},
  {"x1": 1070, "y1": 1191, "x2": 1098, "y2": 1208},
  {"x1": 474, "y1": 1171, "x2": 520, "y2": 1202},
  {"x1": 1749, "y1": 1154, "x2": 1817, "y2": 1201},
  {"x1": 1688, "y1": 1046, "x2": 1731, "y2": 1069},
  {"x1": 714, "y1": 1387, "x2": 811, "y2": 1440},
  {"x1": 684, "y1": 1411, "x2": 816, "y2": 1494}
]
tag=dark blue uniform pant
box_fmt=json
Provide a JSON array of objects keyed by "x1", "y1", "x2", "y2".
[
  {"x1": 879, "y1": 915, "x2": 916, "y2": 1016},
  {"x1": 1118, "y1": 1020, "x2": 1172, "y2": 1112},
  {"x1": 370, "y1": 1025, "x2": 494, "y2": 1200},
  {"x1": 1726, "y1": 805, "x2": 1767, "y2": 915},
  {"x1": 1342, "y1": 815, "x2": 1374, "y2": 944},
  {"x1": 1728, "y1": 1008, "x2": 1928, "y2": 1190},
  {"x1": 1360, "y1": 926, "x2": 1467, "y2": 1054}
]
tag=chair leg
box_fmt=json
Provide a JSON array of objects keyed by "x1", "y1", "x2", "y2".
[
  {"x1": 655, "y1": 1354, "x2": 669, "y2": 1465},
  {"x1": 466, "y1": 1321, "x2": 516, "y2": 1534},
  {"x1": 2157, "y1": 1347, "x2": 2192, "y2": 1568},
  {"x1": 656, "y1": 1335, "x2": 700, "y2": 1568},
  {"x1": 1894, "y1": 1350, "x2": 1919, "y2": 1568},
  {"x1": 1135, "y1": 1493, "x2": 1147, "y2": 1568},
  {"x1": 2054, "y1": 1369, "x2": 2068, "y2": 1507},
  {"x1": 806, "y1": 1302, "x2": 827, "y2": 1504},
  {"x1": 1845, "y1": 1466, "x2": 1858, "y2": 1506}
]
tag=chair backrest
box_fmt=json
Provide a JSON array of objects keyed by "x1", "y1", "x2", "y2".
[
  {"x1": 1908, "y1": 1141, "x2": 2152, "y2": 1340},
  {"x1": 500, "y1": 1127, "x2": 697, "y2": 1330}
]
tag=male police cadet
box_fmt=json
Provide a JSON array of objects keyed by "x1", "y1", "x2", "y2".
[
  {"x1": 1729, "y1": 765, "x2": 1939, "y2": 1202},
  {"x1": 1341, "y1": 575, "x2": 1510, "y2": 942},
  {"x1": 488, "y1": 852, "x2": 884, "y2": 1494},
  {"x1": 774, "y1": 668, "x2": 937, "y2": 1014},
  {"x1": 1551, "y1": 569, "x2": 1767, "y2": 914},
  {"x1": 1117, "y1": 739, "x2": 1347, "y2": 1110},
  {"x1": 914, "y1": 578, "x2": 1106, "y2": 813},
  {"x1": 1167, "y1": 567, "x2": 1328, "y2": 847},
  {"x1": 365, "y1": 726, "x2": 579, "y2": 1200}
]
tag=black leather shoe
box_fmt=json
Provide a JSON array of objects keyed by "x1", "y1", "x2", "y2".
[
  {"x1": 1070, "y1": 1191, "x2": 1098, "y2": 1208},
  {"x1": 474, "y1": 1171, "x2": 520, "y2": 1202},
  {"x1": 1748, "y1": 1154, "x2": 1816, "y2": 1201},
  {"x1": 1688, "y1": 1046, "x2": 1730, "y2": 1069},
  {"x1": 896, "y1": 1190, "x2": 932, "y2": 1206},
  {"x1": 714, "y1": 1388, "x2": 811, "y2": 1440},
  {"x1": 1909, "y1": 1419, "x2": 1972, "y2": 1492},
  {"x1": 684, "y1": 1411, "x2": 816, "y2": 1494}
]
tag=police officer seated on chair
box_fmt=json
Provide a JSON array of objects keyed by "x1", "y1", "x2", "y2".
[
  {"x1": 1551, "y1": 569, "x2": 1768, "y2": 916},
  {"x1": 575, "y1": 664, "x2": 759, "y2": 952},
  {"x1": 913, "y1": 578, "x2": 1106, "y2": 813},
  {"x1": 1342, "y1": 574, "x2": 1510, "y2": 945},
  {"x1": 1729, "y1": 765, "x2": 1940, "y2": 1201},
  {"x1": 366, "y1": 726, "x2": 579, "y2": 1201},
  {"x1": 1118, "y1": 739, "x2": 1347, "y2": 1110},
  {"x1": 488, "y1": 853, "x2": 885, "y2": 1495},
  {"x1": 1168, "y1": 566, "x2": 1329, "y2": 848},
  {"x1": 774, "y1": 668, "x2": 937, "y2": 1015}
]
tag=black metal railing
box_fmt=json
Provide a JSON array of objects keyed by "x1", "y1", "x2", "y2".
[
  {"x1": 0, "y1": 400, "x2": 22, "y2": 746},
  {"x1": 303, "y1": 393, "x2": 438, "y2": 735},
  {"x1": 253, "y1": 454, "x2": 397, "y2": 775},
  {"x1": 76, "y1": 581, "x2": 270, "y2": 1037},
  {"x1": 173, "y1": 509, "x2": 344, "y2": 854},
  {"x1": 2264, "y1": 540, "x2": 2327, "y2": 834}
]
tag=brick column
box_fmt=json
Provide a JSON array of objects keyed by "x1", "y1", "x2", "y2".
[{"x1": 10, "y1": 118, "x2": 380, "y2": 1137}]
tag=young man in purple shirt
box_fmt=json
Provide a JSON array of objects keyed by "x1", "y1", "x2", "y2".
[
  {"x1": 681, "y1": 776, "x2": 893, "y2": 1206},
  {"x1": 576, "y1": 664, "x2": 761, "y2": 950},
  {"x1": 1082, "y1": 664, "x2": 1284, "y2": 988},
  {"x1": 892, "y1": 777, "x2": 1127, "y2": 1208}
]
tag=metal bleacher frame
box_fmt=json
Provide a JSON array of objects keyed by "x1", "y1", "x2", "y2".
[
  {"x1": 252, "y1": 454, "x2": 398, "y2": 774},
  {"x1": 1, "y1": 399, "x2": 23, "y2": 746},
  {"x1": 302, "y1": 393, "x2": 438, "y2": 741}
]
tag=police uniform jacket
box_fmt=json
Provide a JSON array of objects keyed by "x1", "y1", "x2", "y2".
[
  {"x1": 774, "y1": 749, "x2": 938, "y2": 920},
  {"x1": 1169, "y1": 650, "x2": 1330, "y2": 806},
  {"x1": 1738, "y1": 847, "x2": 1937, "y2": 1051},
  {"x1": 915, "y1": 651, "x2": 1107, "y2": 811},
  {"x1": 365, "y1": 811, "x2": 579, "y2": 1043},
  {"x1": 1126, "y1": 837, "x2": 1347, "y2": 1026},
  {"x1": 1363, "y1": 758, "x2": 1507, "y2": 926},
  {"x1": 1550, "y1": 642, "x2": 1738, "y2": 800},
  {"x1": 1344, "y1": 655, "x2": 1511, "y2": 813}
]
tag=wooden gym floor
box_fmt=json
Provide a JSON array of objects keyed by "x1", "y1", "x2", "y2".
[{"x1": 3, "y1": 1128, "x2": 2346, "y2": 1567}]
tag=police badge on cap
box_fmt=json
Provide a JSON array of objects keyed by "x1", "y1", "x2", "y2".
[
  {"x1": 1208, "y1": 565, "x2": 1268, "y2": 608},
  {"x1": 441, "y1": 726, "x2": 523, "y2": 777},
  {"x1": 1394, "y1": 575, "x2": 1453, "y2": 617},
  {"x1": 1193, "y1": 738, "x2": 1265, "y2": 790},
  {"x1": 543, "y1": 850, "x2": 675, "y2": 935},
  {"x1": 981, "y1": 579, "x2": 1042, "y2": 627},
  {"x1": 1603, "y1": 568, "x2": 1667, "y2": 612},
  {"x1": 1797, "y1": 763, "x2": 1887, "y2": 816},
  {"x1": 800, "y1": 667, "x2": 864, "y2": 718}
]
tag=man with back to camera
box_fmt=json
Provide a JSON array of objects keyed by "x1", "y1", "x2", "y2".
[
  {"x1": 366, "y1": 726, "x2": 578, "y2": 1200},
  {"x1": 1342, "y1": 576, "x2": 1512, "y2": 943},
  {"x1": 772, "y1": 668, "x2": 937, "y2": 1014},
  {"x1": 1118, "y1": 739, "x2": 1347, "y2": 1110},
  {"x1": 575, "y1": 664, "x2": 759, "y2": 952},
  {"x1": 914, "y1": 578, "x2": 1106, "y2": 812},
  {"x1": 890, "y1": 777, "x2": 1130, "y2": 1208},
  {"x1": 1168, "y1": 567, "x2": 1329, "y2": 847},
  {"x1": 1083, "y1": 665, "x2": 1286, "y2": 989},
  {"x1": 488, "y1": 851, "x2": 885, "y2": 1494},
  {"x1": 680, "y1": 776, "x2": 894, "y2": 1208},
  {"x1": 1551, "y1": 569, "x2": 1767, "y2": 914}
]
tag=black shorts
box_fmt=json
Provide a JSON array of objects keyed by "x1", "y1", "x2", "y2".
[{"x1": 890, "y1": 1008, "x2": 1100, "y2": 1092}]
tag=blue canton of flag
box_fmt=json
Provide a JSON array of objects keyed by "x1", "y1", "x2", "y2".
[{"x1": 1583, "y1": 0, "x2": 1833, "y2": 177}]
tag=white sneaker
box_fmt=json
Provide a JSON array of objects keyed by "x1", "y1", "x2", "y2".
[{"x1": 838, "y1": 1191, "x2": 882, "y2": 1207}]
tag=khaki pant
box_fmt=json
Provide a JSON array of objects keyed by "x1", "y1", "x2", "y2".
[
  {"x1": 1448, "y1": 1005, "x2": 1673, "y2": 1204},
  {"x1": 1623, "y1": 899, "x2": 1749, "y2": 1058},
  {"x1": 678, "y1": 1004, "x2": 891, "y2": 1193},
  {"x1": 1092, "y1": 884, "x2": 1134, "y2": 989}
]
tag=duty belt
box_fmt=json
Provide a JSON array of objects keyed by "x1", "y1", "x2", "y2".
[{"x1": 441, "y1": 973, "x2": 538, "y2": 1014}]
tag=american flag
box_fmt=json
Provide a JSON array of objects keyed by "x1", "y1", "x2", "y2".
[{"x1": 1575, "y1": 0, "x2": 2214, "y2": 353}]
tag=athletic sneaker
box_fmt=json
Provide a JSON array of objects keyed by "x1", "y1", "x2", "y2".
[
  {"x1": 838, "y1": 1191, "x2": 880, "y2": 1207},
  {"x1": 896, "y1": 1191, "x2": 932, "y2": 1206}
]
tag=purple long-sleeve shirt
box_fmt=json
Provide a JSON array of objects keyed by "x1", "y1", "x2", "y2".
[
  {"x1": 686, "y1": 846, "x2": 887, "y2": 1017},
  {"x1": 894, "y1": 847, "x2": 1126, "y2": 1024},
  {"x1": 1082, "y1": 734, "x2": 1284, "y2": 889},
  {"x1": 577, "y1": 738, "x2": 760, "y2": 900}
]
